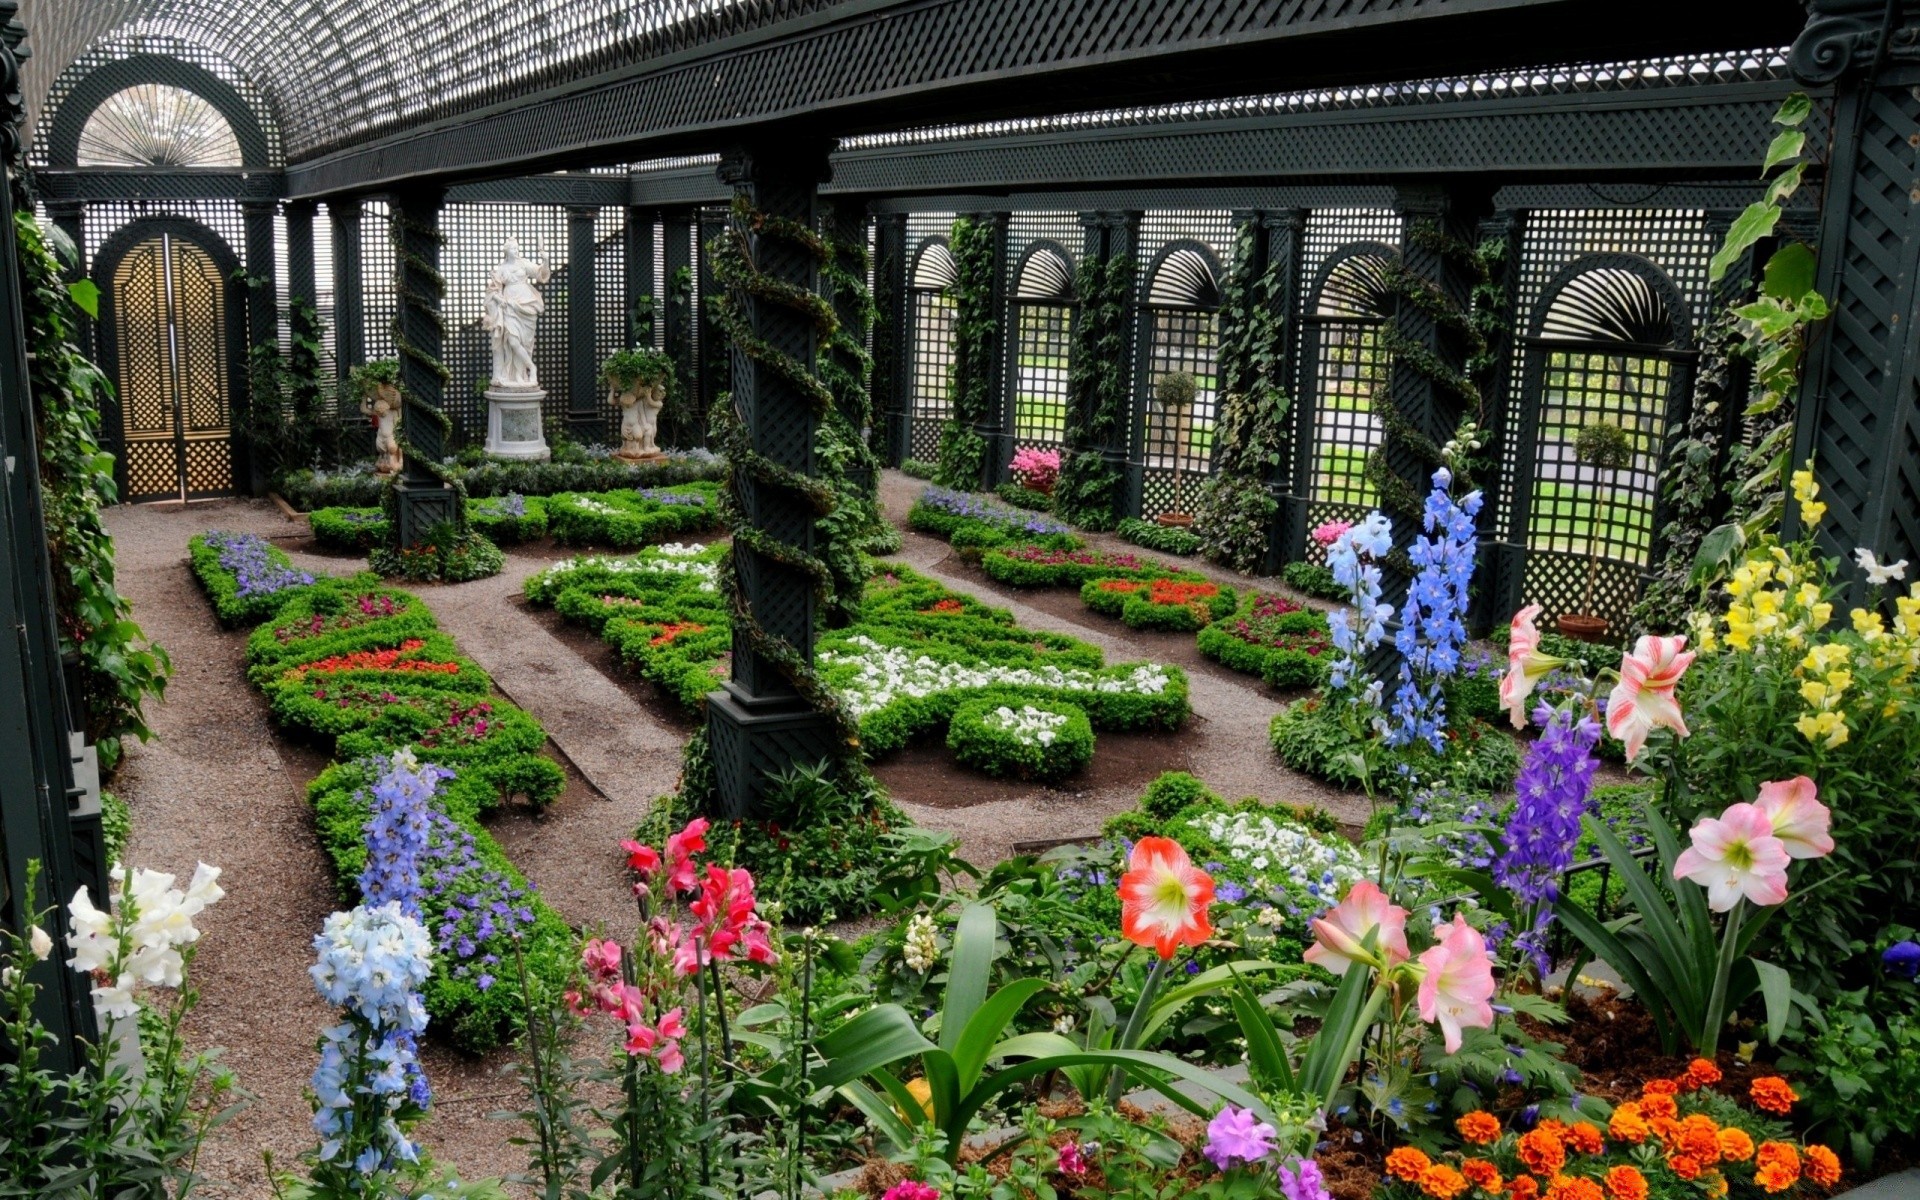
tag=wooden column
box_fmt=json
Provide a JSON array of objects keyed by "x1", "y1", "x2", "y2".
[
  {"x1": 567, "y1": 204, "x2": 600, "y2": 440},
  {"x1": 704, "y1": 143, "x2": 842, "y2": 819},
  {"x1": 389, "y1": 186, "x2": 458, "y2": 545},
  {"x1": 624, "y1": 206, "x2": 654, "y2": 348},
  {"x1": 331, "y1": 199, "x2": 367, "y2": 372},
  {"x1": 871, "y1": 212, "x2": 910, "y2": 466}
]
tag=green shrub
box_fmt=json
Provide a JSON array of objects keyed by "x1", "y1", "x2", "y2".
[
  {"x1": 1116, "y1": 517, "x2": 1202, "y2": 556},
  {"x1": 993, "y1": 482, "x2": 1054, "y2": 511},
  {"x1": 983, "y1": 544, "x2": 1189, "y2": 589},
  {"x1": 900, "y1": 458, "x2": 936, "y2": 480},
  {"x1": 946, "y1": 698, "x2": 1094, "y2": 783},
  {"x1": 309, "y1": 506, "x2": 390, "y2": 551},
  {"x1": 1196, "y1": 592, "x2": 1334, "y2": 690},
  {"x1": 545, "y1": 483, "x2": 723, "y2": 549},
  {"x1": 1139, "y1": 770, "x2": 1221, "y2": 821},
  {"x1": 245, "y1": 585, "x2": 438, "y2": 679},
  {"x1": 1281, "y1": 560, "x2": 1345, "y2": 601},
  {"x1": 465, "y1": 493, "x2": 548, "y2": 544},
  {"x1": 369, "y1": 527, "x2": 504, "y2": 583},
  {"x1": 276, "y1": 452, "x2": 726, "y2": 510},
  {"x1": 188, "y1": 531, "x2": 329, "y2": 626}
]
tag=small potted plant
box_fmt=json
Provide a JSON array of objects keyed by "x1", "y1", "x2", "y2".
[
  {"x1": 1154, "y1": 370, "x2": 1199, "y2": 528},
  {"x1": 1556, "y1": 419, "x2": 1636, "y2": 643}
]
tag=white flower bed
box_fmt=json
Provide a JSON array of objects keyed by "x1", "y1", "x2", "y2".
[
  {"x1": 1187, "y1": 810, "x2": 1364, "y2": 907},
  {"x1": 983, "y1": 704, "x2": 1071, "y2": 747},
  {"x1": 525, "y1": 547, "x2": 719, "y2": 600},
  {"x1": 559, "y1": 496, "x2": 623, "y2": 516},
  {"x1": 819, "y1": 635, "x2": 1172, "y2": 719}
]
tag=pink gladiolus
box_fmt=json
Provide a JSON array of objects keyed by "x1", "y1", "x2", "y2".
[
  {"x1": 1753, "y1": 775, "x2": 1834, "y2": 860},
  {"x1": 1674, "y1": 802, "x2": 1791, "y2": 911},
  {"x1": 1304, "y1": 880, "x2": 1410, "y2": 976},
  {"x1": 1416, "y1": 914, "x2": 1497, "y2": 1054},
  {"x1": 1499, "y1": 604, "x2": 1565, "y2": 730},
  {"x1": 1606, "y1": 635, "x2": 1695, "y2": 760}
]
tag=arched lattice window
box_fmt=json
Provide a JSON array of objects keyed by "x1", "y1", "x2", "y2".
[
  {"x1": 1140, "y1": 242, "x2": 1221, "y2": 516},
  {"x1": 907, "y1": 238, "x2": 958, "y2": 462},
  {"x1": 1515, "y1": 254, "x2": 1696, "y2": 625},
  {"x1": 1008, "y1": 241, "x2": 1075, "y2": 451},
  {"x1": 77, "y1": 83, "x2": 243, "y2": 166},
  {"x1": 1298, "y1": 243, "x2": 1397, "y2": 547}
]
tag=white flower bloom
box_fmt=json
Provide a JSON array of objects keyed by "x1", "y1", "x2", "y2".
[
  {"x1": 1855, "y1": 547, "x2": 1909, "y2": 585},
  {"x1": 818, "y1": 637, "x2": 1170, "y2": 720},
  {"x1": 903, "y1": 912, "x2": 939, "y2": 973},
  {"x1": 28, "y1": 926, "x2": 51, "y2": 961}
]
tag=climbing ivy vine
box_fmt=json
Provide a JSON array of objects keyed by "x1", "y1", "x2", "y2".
[
  {"x1": 15, "y1": 209, "x2": 171, "y2": 773},
  {"x1": 1195, "y1": 222, "x2": 1290, "y2": 573},
  {"x1": 933, "y1": 216, "x2": 998, "y2": 489},
  {"x1": 1054, "y1": 253, "x2": 1134, "y2": 529}
]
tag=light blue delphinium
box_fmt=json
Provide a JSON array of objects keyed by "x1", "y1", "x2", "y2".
[{"x1": 1386, "y1": 469, "x2": 1482, "y2": 752}]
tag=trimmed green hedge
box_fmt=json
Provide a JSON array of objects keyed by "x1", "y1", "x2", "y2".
[
  {"x1": 1080, "y1": 576, "x2": 1237, "y2": 632},
  {"x1": 188, "y1": 532, "x2": 330, "y2": 626},
  {"x1": 946, "y1": 697, "x2": 1094, "y2": 783},
  {"x1": 277, "y1": 452, "x2": 726, "y2": 510},
  {"x1": 545, "y1": 483, "x2": 724, "y2": 549},
  {"x1": 1196, "y1": 592, "x2": 1334, "y2": 690},
  {"x1": 1280, "y1": 560, "x2": 1345, "y2": 601},
  {"x1": 981, "y1": 543, "x2": 1194, "y2": 589},
  {"x1": 993, "y1": 482, "x2": 1055, "y2": 512},
  {"x1": 1269, "y1": 694, "x2": 1521, "y2": 792},
  {"x1": 311, "y1": 495, "x2": 550, "y2": 553},
  {"x1": 1116, "y1": 517, "x2": 1202, "y2": 556},
  {"x1": 192, "y1": 542, "x2": 575, "y2": 1054}
]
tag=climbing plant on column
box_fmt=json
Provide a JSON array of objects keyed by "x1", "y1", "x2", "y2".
[
  {"x1": 1195, "y1": 222, "x2": 1291, "y2": 573},
  {"x1": 1053, "y1": 253, "x2": 1135, "y2": 529},
  {"x1": 820, "y1": 227, "x2": 900, "y2": 558},
  {"x1": 932, "y1": 216, "x2": 998, "y2": 490}
]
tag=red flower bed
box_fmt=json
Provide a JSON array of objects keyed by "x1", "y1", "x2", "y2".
[{"x1": 282, "y1": 639, "x2": 462, "y2": 682}]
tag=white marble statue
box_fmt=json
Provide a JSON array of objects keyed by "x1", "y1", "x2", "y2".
[
  {"x1": 482, "y1": 236, "x2": 551, "y2": 389},
  {"x1": 613, "y1": 381, "x2": 667, "y2": 460},
  {"x1": 363, "y1": 382, "x2": 402, "y2": 476}
]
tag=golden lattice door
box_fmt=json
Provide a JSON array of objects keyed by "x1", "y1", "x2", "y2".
[{"x1": 110, "y1": 233, "x2": 234, "y2": 502}]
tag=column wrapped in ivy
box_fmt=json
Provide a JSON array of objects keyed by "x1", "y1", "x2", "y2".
[
  {"x1": 1054, "y1": 213, "x2": 1137, "y2": 529},
  {"x1": 932, "y1": 213, "x2": 1004, "y2": 490}
]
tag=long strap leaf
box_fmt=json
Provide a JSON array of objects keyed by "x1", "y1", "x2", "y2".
[
  {"x1": 1552, "y1": 894, "x2": 1678, "y2": 1054},
  {"x1": 941, "y1": 902, "x2": 997, "y2": 1052}
]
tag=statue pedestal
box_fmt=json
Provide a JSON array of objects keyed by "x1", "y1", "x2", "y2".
[
  {"x1": 614, "y1": 450, "x2": 669, "y2": 465},
  {"x1": 485, "y1": 385, "x2": 550, "y2": 461}
]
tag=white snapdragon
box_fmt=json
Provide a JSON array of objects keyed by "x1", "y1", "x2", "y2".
[
  {"x1": 983, "y1": 705, "x2": 1070, "y2": 747},
  {"x1": 67, "y1": 862, "x2": 225, "y2": 1018},
  {"x1": 28, "y1": 926, "x2": 51, "y2": 961},
  {"x1": 819, "y1": 636, "x2": 1171, "y2": 719}
]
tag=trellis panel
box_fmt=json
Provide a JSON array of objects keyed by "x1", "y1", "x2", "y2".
[{"x1": 1135, "y1": 211, "x2": 1232, "y2": 519}]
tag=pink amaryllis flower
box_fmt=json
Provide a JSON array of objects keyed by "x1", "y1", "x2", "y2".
[
  {"x1": 1118, "y1": 837, "x2": 1215, "y2": 959},
  {"x1": 1753, "y1": 775, "x2": 1834, "y2": 860},
  {"x1": 1304, "y1": 880, "x2": 1410, "y2": 976},
  {"x1": 1499, "y1": 605, "x2": 1566, "y2": 729},
  {"x1": 1416, "y1": 914, "x2": 1497, "y2": 1054},
  {"x1": 1605, "y1": 635, "x2": 1695, "y2": 760},
  {"x1": 1674, "y1": 802, "x2": 1791, "y2": 912}
]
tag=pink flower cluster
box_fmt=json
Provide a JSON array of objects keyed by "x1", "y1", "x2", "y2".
[
  {"x1": 1674, "y1": 776, "x2": 1832, "y2": 912},
  {"x1": 1305, "y1": 880, "x2": 1496, "y2": 1053},
  {"x1": 1309, "y1": 519, "x2": 1353, "y2": 547},
  {"x1": 1009, "y1": 447, "x2": 1062, "y2": 493},
  {"x1": 572, "y1": 937, "x2": 689, "y2": 1071}
]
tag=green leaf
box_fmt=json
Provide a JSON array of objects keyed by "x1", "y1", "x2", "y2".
[
  {"x1": 1764, "y1": 162, "x2": 1807, "y2": 207},
  {"x1": 835, "y1": 1079, "x2": 923, "y2": 1152},
  {"x1": 1691, "y1": 523, "x2": 1745, "y2": 585},
  {"x1": 1762, "y1": 128, "x2": 1806, "y2": 173},
  {"x1": 1774, "y1": 91, "x2": 1813, "y2": 128},
  {"x1": 1552, "y1": 899, "x2": 1679, "y2": 1054},
  {"x1": 1298, "y1": 962, "x2": 1374, "y2": 1099},
  {"x1": 1751, "y1": 958, "x2": 1793, "y2": 1044},
  {"x1": 1761, "y1": 243, "x2": 1818, "y2": 302},
  {"x1": 65, "y1": 280, "x2": 100, "y2": 319},
  {"x1": 940, "y1": 902, "x2": 996, "y2": 1052},
  {"x1": 1709, "y1": 203, "x2": 1782, "y2": 283},
  {"x1": 1228, "y1": 971, "x2": 1294, "y2": 1093},
  {"x1": 951, "y1": 977, "x2": 1050, "y2": 1093},
  {"x1": 813, "y1": 1004, "x2": 936, "y2": 1088}
]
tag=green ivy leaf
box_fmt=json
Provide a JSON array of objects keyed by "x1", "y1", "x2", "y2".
[
  {"x1": 1774, "y1": 91, "x2": 1813, "y2": 128},
  {"x1": 65, "y1": 279, "x2": 100, "y2": 319},
  {"x1": 1762, "y1": 128, "x2": 1806, "y2": 173},
  {"x1": 1709, "y1": 202, "x2": 1782, "y2": 283},
  {"x1": 1761, "y1": 243, "x2": 1817, "y2": 302},
  {"x1": 1764, "y1": 161, "x2": 1807, "y2": 207}
]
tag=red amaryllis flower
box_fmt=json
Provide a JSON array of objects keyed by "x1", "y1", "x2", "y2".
[{"x1": 1117, "y1": 837, "x2": 1214, "y2": 959}]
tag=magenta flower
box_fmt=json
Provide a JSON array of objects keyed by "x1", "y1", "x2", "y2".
[
  {"x1": 1203, "y1": 1105, "x2": 1277, "y2": 1171},
  {"x1": 1674, "y1": 802, "x2": 1791, "y2": 911}
]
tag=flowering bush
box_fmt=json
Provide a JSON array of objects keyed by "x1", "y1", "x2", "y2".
[
  {"x1": 1197, "y1": 591, "x2": 1334, "y2": 688},
  {"x1": 368, "y1": 525, "x2": 505, "y2": 584},
  {"x1": 945, "y1": 697, "x2": 1095, "y2": 782},
  {"x1": 1117, "y1": 516, "x2": 1204, "y2": 556},
  {"x1": 908, "y1": 486, "x2": 1073, "y2": 542},
  {"x1": 545, "y1": 482, "x2": 722, "y2": 548},
  {"x1": 1180, "y1": 806, "x2": 1365, "y2": 943},
  {"x1": 522, "y1": 543, "x2": 721, "y2": 605},
  {"x1": 1079, "y1": 575, "x2": 1237, "y2": 631},
  {"x1": 982, "y1": 543, "x2": 1180, "y2": 588},
  {"x1": 189, "y1": 530, "x2": 321, "y2": 624},
  {"x1": 1009, "y1": 447, "x2": 1062, "y2": 493}
]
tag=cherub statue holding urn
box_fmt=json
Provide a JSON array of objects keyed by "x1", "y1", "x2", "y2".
[
  {"x1": 601, "y1": 349, "x2": 675, "y2": 463},
  {"x1": 352, "y1": 361, "x2": 405, "y2": 476}
]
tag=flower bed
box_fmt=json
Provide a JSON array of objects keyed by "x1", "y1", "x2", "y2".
[
  {"x1": 982, "y1": 543, "x2": 1192, "y2": 588},
  {"x1": 525, "y1": 547, "x2": 1189, "y2": 762},
  {"x1": 907, "y1": 486, "x2": 1074, "y2": 544},
  {"x1": 275, "y1": 450, "x2": 726, "y2": 511},
  {"x1": 370, "y1": 529, "x2": 505, "y2": 583},
  {"x1": 310, "y1": 494, "x2": 548, "y2": 552},
  {"x1": 1197, "y1": 591, "x2": 1335, "y2": 688},
  {"x1": 188, "y1": 531, "x2": 324, "y2": 625},
  {"x1": 191, "y1": 546, "x2": 574, "y2": 1054},
  {"x1": 545, "y1": 482, "x2": 723, "y2": 548},
  {"x1": 945, "y1": 698, "x2": 1094, "y2": 782},
  {"x1": 1116, "y1": 516, "x2": 1202, "y2": 556},
  {"x1": 1080, "y1": 576, "x2": 1238, "y2": 631},
  {"x1": 307, "y1": 506, "x2": 392, "y2": 552}
]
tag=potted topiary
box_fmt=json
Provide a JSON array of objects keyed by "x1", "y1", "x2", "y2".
[
  {"x1": 1154, "y1": 370, "x2": 1199, "y2": 528},
  {"x1": 1556, "y1": 419, "x2": 1636, "y2": 643}
]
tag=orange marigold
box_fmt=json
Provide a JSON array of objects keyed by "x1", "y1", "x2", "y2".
[
  {"x1": 1750, "y1": 1076, "x2": 1799, "y2": 1116},
  {"x1": 1456, "y1": 1111, "x2": 1503, "y2": 1145},
  {"x1": 1461, "y1": 1159, "x2": 1504, "y2": 1192},
  {"x1": 1675, "y1": 1115, "x2": 1722, "y2": 1162},
  {"x1": 1804, "y1": 1144, "x2": 1842, "y2": 1188},
  {"x1": 1386, "y1": 1146, "x2": 1434, "y2": 1183},
  {"x1": 1544, "y1": 1176, "x2": 1603, "y2": 1200},
  {"x1": 1667, "y1": 1154, "x2": 1703, "y2": 1180},
  {"x1": 1681, "y1": 1057, "x2": 1723, "y2": 1090},
  {"x1": 1716, "y1": 1127, "x2": 1755, "y2": 1163},
  {"x1": 1421, "y1": 1164, "x2": 1470, "y2": 1200},
  {"x1": 1641, "y1": 1077, "x2": 1680, "y2": 1097},
  {"x1": 1564, "y1": 1123, "x2": 1604, "y2": 1155},
  {"x1": 1754, "y1": 1142, "x2": 1801, "y2": 1194},
  {"x1": 1607, "y1": 1102, "x2": 1649, "y2": 1145},
  {"x1": 1603, "y1": 1165, "x2": 1649, "y2": 1200},
  {"x1": 1507, "y1": 1178, "x2": 1540, "y2": 1200},
  {"x1": 1517, "y1": 1129, "x2": 1567, "y2": 1177},
  {"x1": 1703, "y1": 1173, "x2": 1729, "y2": 1199},
  {"x1": 1640, "y1": 1093, "x2": 1678, "y2": 1122}
]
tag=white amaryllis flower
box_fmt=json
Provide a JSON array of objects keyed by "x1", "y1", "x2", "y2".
[{"x1": 1855, "y1": 547, "x2": 1909, "y2": 586}]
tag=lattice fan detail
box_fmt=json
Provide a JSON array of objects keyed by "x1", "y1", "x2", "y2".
[
  {"x1": 1313, "y1": 244, "x2": 1397, "y2": 318},
  {"x1": 1539, "y1": 265, "x2": 1676, "y2": 346},
  {"x1": 1015, "y1": 244, "x2": 1075, "y2": 302},
  {"x1": 1147, "y1": 245, "x2": 1220, "y2": 309},
  {"x1": 911, "y1": 239, "x2": 959, "y2": 290}
]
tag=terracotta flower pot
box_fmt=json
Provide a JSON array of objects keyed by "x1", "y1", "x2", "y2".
[
  {"x1": 1156, "y1": 512, "x2": 1194, "y2": 529},
  {"x1": 1556, "y1": 612, "x2": 1610, "y2": 644}
]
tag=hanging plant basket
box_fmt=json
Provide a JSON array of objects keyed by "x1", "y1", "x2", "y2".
[
  {"x1": 1556, "y1": 612, "x2": 1610, "y2": 643},
  {"x1": 1156, "y1": 512, "x2": 1195, "y2": 529}
]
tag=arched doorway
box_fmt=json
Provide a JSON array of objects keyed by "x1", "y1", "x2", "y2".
[
  {"x1": 907, "y1": 237, "x2": 959, "y2": 462},
  {"x1": 1006, "y1": 240, "x2": 1076, "y2": 453},
  {"x1": 1294, "y1": 241, "x2": 1397, "y2": 559},
  {"x1": 1138, "y1": 241, "x2": 1222, "y2": 518},
  {"x1": 93, "y1": 220, "x2": 247, "y2": 502}
]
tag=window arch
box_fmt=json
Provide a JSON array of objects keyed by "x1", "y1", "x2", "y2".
[
  {"x1": 1140, "y1": 240, "x2": 1222, "y2": 517},
  {"x1": 1007, "y1": 240, "x2": 1076, "y2": 451},
  {"x1": 907, "y1": 237, "x2": 959, "y2": 462},
  {"x1": 1513, "y1": 253, "x2": 1697, "y2": 626},
  {"x1": 39, "y1": 50, "x2": 278, "y2": 168},
  {"x1": 77, "y1": 84, "x2": 243, "y2": 166},
  {"x1": 1297, "y1": 241, "x2": 1397, "y2": 546}
]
